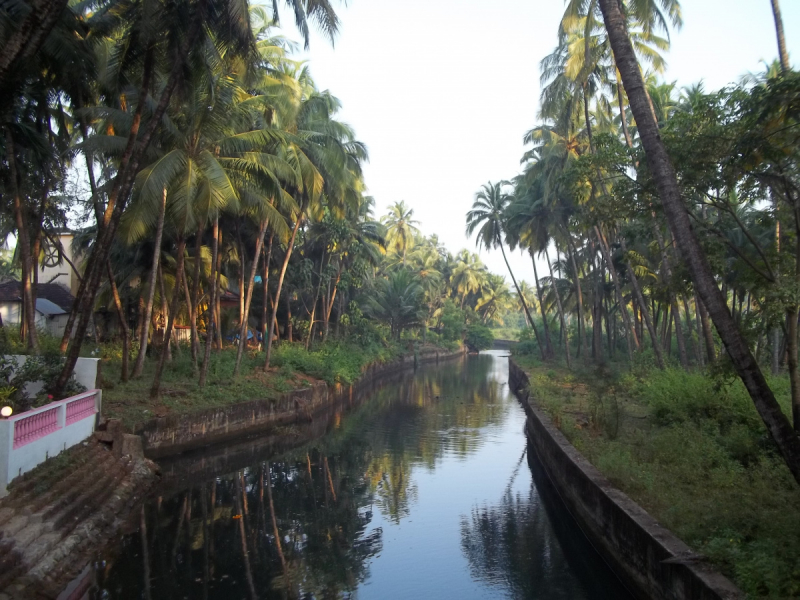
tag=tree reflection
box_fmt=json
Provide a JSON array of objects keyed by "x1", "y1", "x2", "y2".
[
  {"x1": 95, "y1": 355, "x2": 520, "y2": 599},
  {"x1": 459, "y1": 445, "x2": 633, "y2": 600}
]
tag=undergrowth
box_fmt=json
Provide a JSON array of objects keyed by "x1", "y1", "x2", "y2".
[{"x1": 515, "y1": 356, "x2": 800, "y2": 598}]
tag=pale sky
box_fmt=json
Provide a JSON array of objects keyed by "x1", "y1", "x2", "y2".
[{"x1": 285, "y1": 0, "x2": 800, "y2": 283}]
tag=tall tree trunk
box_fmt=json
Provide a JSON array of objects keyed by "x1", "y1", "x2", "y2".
[
  {"x1": 530, "y1": 251, "x2": 554, "y2": 357},
  {"x1": 654, "y1": 225, "x2": 689, "y2": 368},
  {"x1": 696, "y1": 294, "x2": 716, "y2": 364},
  {"x1": 565, "y1": 235, "x2": 585, "y2": 359},
  {"x1": 151, "y1": 238, "x2": 185, "y2": 399},
  {"x1": 58, "y1": 45, "x2": 157, "y2": 356},
  {"x1": 615, "y1": 67, "x2": 633, "y2": 148},
  {"x1": 264, "y1": 203, "x2": 306, "y2": 369},
  {"x1": 323, "y1": 263, "x2": 343, "y2": 343},
  {"x1": 261, "y1": 232, "x2": 274, "y2": 344},
  {"x1": 619, "y1": 237, "x2": 665, "y2": 368},
  {"x1": 682, "y1": 296, "x2": 702, "y2": 367},
  {"x1": 770, "y1": 0, "x2": 791, "y2": 72},
  {"x1": 0, "y1": 0, "x2": 68, "y2": 96},
  {"x1": 236, "y1": 228, "x2": 245, "y2": 333},
  {"x1": 54, "y1": 32, "x2": 199, "y2": 396},
  {"x1": 132, "y1": 187, "x2": 167, "y2": 378},
  {"x1": 306, "y1": 250, "x2": 327, "y2": 349},
  {"x1": 599, "y1": 0, "x2": 800, "y2": 484},
  {"x1": 215, "y1": 227, "x2": 223, "y2": 350},
  {"x1": 189, "y1": 221, "x2": 204, "y2": 363},
  {"x1": 595, "y1": 226, "x2": 635, "y2": 362},
  {"x1": 157, "y1": 258, "x2": 171, "y2": 362},
  {"x1": 234, "y1": 221, "x2": 267, "y2": 376},
  {"x1": 106, "y1": 260, "x2": 130, "y2": 382},
  {"x1": 6, "y1": 129, "x2": 37, "y2": 351},
  {"x1": 286, "y1": 292, "x2": 293, "y2": 343},
  {"x1": 546, "y1": 247, "x2": 571, "y2": 369},
  {"x1": 500, "y1": 241, "x2": 545, "y2": 360},
  {"x1": 199, "y1": 216, "x2": 219, "y2": 388}
]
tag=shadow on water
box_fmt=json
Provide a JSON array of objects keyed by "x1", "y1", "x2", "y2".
[
  {"x1": 459, "y1": 441, "x2": 633, "y2": 600},
  {"x1": 88, "y1": 353, "x2": 631, "y2": 599}
]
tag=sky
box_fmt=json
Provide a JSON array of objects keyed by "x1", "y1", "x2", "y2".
[{"x1": 280, "y1": 0, "x2": 800, "y2": 283}]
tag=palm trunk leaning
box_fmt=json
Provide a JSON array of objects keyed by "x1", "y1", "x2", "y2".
[
  {"x1": 545, "y1": 247, "x2": 572, "y2": 369},
  {"x1": 599, "y1": 0, "x2": 800, "y2": 484},
  {"x1": 6, "y1": 129, "x2": 38, "y2": 351},
  {"x1": 530, "y1": 251, "x2": 554, "y2": 358},
  {"x1": 132, "y1": 186, "x2": 167, "y2": 378},
  {"x1": 594, "y1": 226, "x2": 635, "y2": 363},
  {"x1": 234, "y1": 220, "x2": 268, "y2": 376},
  {"x1": 265, "y1": 200, "x2": 307, "y2": 370},
  {"x1": 500, "y1": 241, "x2": 546, "y2": 360},
  {"x1": 199, "y1": 216, "x2": 219, "y2": 388},
  {"x1": 150, "y1": 237, "x2": 186, "y2": 399},
  {"x1": 106, "y1": 260, "x2": 130, "y2": 382},
  {"x1": 770, "y1": 0, "x2": 790, "y2": 72}
]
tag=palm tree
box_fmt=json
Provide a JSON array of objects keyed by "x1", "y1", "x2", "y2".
[
  {"x1": 264, "y1": 90, "x2": 368, "y2": 369},
  {"x1": 449, "y1": 250, "x2": 487, "y2": 311},
  {"x1": 467, "y1": 181, "x2": 548, "y2": 360},
  {"x1": 382, "y1": 201, "x2": 421, "y2": 265},
  {"x1": 770, "y1": 0, "x2": 790, "y2": 71},
  {"x1": 364, "y1": 269, "x2": 425, "y2": 340},
  {"x1": 597, "y1": 0, "x2": 800, "y2": 485},
  {"x1": 477, "y1": 274, "x2": 513, "y2": 325}
]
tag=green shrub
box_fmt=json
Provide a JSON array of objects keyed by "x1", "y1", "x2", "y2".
[{"x1": 465, "y1": 323, "x2": 493, "y2": 351}]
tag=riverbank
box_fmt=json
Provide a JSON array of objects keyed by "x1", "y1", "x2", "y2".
[
  {"x1": 0, "y1": 342, "x2": 462, "y2": 597},
  {"x1": 99, "y1": 340, "x2": 455, "y2": 430},
  {"x1": 511, "y1": 354, "x2": 800, "y2": 598},
  {"x1": 0, "y1": 433, "x2": 157, "y2": 599}
]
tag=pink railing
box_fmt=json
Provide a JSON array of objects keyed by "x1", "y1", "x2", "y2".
[
  {"x1": 10, "y1": 391, "x2": 99, "y2": 449},
  {"x1": 13, "y1": 406, "x2": 60, "y2": 449},
  {"x1": 66, "y1": 394, "x2": 98, "y2": 425}
]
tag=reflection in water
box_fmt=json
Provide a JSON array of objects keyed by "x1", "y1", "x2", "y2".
[{"x1": 93, "y1": 353, "x2": 630, "y2": 599}]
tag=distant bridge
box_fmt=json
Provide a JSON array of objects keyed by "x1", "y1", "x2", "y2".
[{"x1": 492, "y1": 339, "x2": 516, "y2": 350}]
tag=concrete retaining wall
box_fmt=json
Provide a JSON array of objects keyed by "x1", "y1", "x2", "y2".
[
  {"x1": 507, "y1": 359, "x2": 742, "y2": 600},
  {"x1": 136, "y1": 348, "x2": 465, "y2": 458},
  {"x1": 0, "y1": 390, "x2": 101, "y2": 495}
]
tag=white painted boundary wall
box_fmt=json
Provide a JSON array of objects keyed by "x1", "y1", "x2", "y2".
[{"x1": 0, "y1": 389, "x2": 102, "y2": 496}]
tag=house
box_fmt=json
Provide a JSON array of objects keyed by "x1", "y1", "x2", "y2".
[{"x1": 0, "y1": 280, "x2": 75, "y2": 337}]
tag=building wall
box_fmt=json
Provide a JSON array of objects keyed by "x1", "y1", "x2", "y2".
[
  {"x1": 0, "y1": 303, "x2": 68, "y2": 337},
  {"x1": 38, "y1": 233, "x2": 80, "y2": 295},
  {"x1": 0, "y1": 302, "x2": 20, "y2": 326}
]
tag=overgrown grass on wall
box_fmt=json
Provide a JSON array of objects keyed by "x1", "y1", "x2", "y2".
[{"x1": 516, "y1": 354, "x2": 800, "y2": 598}]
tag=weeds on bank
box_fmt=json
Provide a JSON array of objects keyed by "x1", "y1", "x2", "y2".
[{"x1": 515, "y1": 354, "x2": 800, "y2": 598}]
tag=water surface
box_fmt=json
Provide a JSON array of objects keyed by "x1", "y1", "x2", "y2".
[{"x1": 93, "y1": 352, "x2": 631, "y2": 599}]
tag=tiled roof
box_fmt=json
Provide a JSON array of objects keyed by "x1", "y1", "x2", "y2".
[{"x1": 0, "y1": 280, "x2": 74, "y2": 313}]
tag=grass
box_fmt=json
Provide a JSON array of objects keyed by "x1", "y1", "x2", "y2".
[
  {"x1": 513, "y1": 353, "x2": 800, "y2": 598},
  {"x1": 99, "y1": 338, "x2": 448, "y2": 430}
]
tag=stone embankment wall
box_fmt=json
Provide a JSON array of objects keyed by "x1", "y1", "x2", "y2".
[
  {"x1": 507, "y1": 359, "x2": 742, "y2": 600},
  {"x1": 0, "y1": 432, "x2": 157, "y2": 599},
  {"x1": 137, "y1": 348, "x2": 465, "y2": 458}
]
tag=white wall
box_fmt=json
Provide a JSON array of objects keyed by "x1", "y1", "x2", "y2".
[
  {"x1": 0, "y1": 302, "x2": 21, "y2": 326},
  {"x1": 0, "y1": 390, "x2": 101, "y2": 495}
]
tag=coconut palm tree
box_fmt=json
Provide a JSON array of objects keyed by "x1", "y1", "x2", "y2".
[
  {"x1": 466, "y1": 181, "x2": 548, "y2": 359},
  {"x1": 597, "y1": 0, "x2": 800, "y2": 485},
  {"x1": 770, "y1": 0, "x2": 790, "y2": 71},
  {"x1": 382, "y1": 201, "x2": 420, "y2": 265}
]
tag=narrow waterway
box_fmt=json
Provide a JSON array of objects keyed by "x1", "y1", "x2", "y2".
[{"x1": 92, "y1": 352, "x2": 631, "y2": 599}]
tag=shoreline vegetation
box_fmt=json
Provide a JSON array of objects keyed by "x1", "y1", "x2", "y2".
[
  {"x1": 512, "y1": 349, "x2": 800, "y2": 598},
  {"x1": 2, "y1": 329, "x2": 463, "y2": 430}
]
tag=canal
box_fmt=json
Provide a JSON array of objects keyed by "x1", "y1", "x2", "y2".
[{"x1": 92, "y1": 351, "x2": 632, "y2": 599}]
